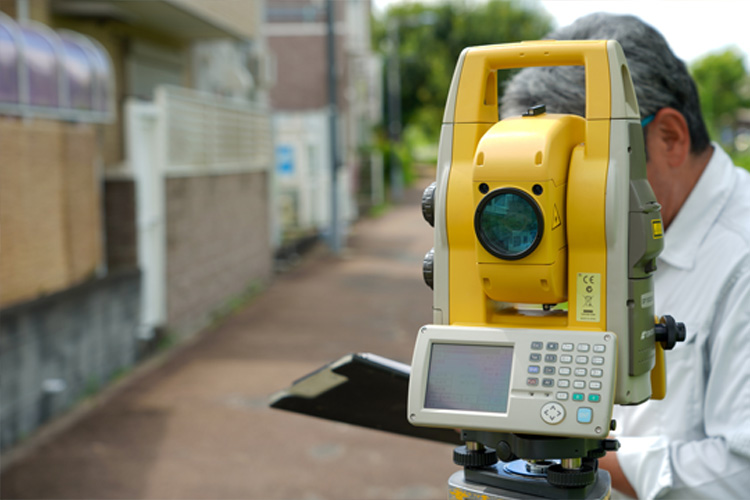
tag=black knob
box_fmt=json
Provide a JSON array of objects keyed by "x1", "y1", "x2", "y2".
[
  {"x1": 496, "y1": 441, "x2": 516, "y2": 462},
  {"x1": 453, "y1": 445, "x2": 498, "y2": 468},
  {"x1": 422, "y1": 248, "x2": 434, "y2": 289},
  {"x1": 602, "y1": 439, "x2": 620, "y2": 452},
  {"x1": 421, "y1": 182, "x2": 437, "y2": 227},
  {"x1": 522, "y1": 104, "x2": 547, "y2": 117},
  {"x1": 655, "y1": 315, "x2": 686, "y2": 350},
  {"x1": 546, "y1": 463, "x2": 596, "y2": 488}
]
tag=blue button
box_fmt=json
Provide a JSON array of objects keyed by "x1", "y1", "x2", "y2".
[
  {"x1": 528, "y1": 365, "x2": 540, "y2": 374},
  {"x1": 577, "y1": 407, "x2": 593, "y2": 424}
]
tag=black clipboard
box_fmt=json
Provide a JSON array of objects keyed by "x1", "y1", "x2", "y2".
[{"x1": 270, "y1": 353, "x2": 462, "y2": 445}]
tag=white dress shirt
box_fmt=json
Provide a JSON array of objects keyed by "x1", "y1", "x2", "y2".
[{"x1": 612, "y1": 144, "x2": 750, "y2": 499}]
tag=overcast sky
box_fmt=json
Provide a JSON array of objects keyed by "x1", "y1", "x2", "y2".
[{"x1": 373, "y1": 0, "x2": 750, "y2": 64}]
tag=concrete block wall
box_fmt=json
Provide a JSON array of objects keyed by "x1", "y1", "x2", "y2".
[
  {"x1": 165, "y1": 171, "x2": 272, "y2": 336},
  {"x1": 0, "y1": 270, "x2": 141, "y2": 452}
]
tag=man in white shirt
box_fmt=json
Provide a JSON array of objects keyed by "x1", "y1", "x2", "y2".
[{"x1": 501, "y1": 13, "x2": 750, "y2": 499}]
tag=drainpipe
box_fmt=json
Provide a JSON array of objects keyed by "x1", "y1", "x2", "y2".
[
  {"x1": 16, "y1": 0, "x2": 28, "y2": 21},
  {"x1": 326, "y1": 0, "x2": 342, "y2": 254}
]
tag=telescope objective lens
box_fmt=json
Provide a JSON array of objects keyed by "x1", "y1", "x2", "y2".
[{"x1": 475, "y1": 188, "x2": 543, "y2": 260}]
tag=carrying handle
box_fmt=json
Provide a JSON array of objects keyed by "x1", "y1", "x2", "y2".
[{"x1": 450, "y1": 40, "x2": 639, "y2": 124}]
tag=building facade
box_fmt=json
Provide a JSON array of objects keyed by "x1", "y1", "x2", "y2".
[
  {"x1": 265, "y1": 0, "x2": 382, "y2": 249},
  {"x1": 0, "y1": 0, "x2": 274, "y2": 453}
]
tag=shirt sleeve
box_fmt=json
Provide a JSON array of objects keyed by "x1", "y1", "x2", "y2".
[
  {"x1": 617, "y1": 261, "x2": 750, "y2": 500},
  {"x1": 617, "y1": 436, "x2": 750, "y2": 499}
]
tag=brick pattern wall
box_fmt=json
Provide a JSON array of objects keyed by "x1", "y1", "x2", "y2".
[
  {"x1": 165, "y1": 172, "x2": 272, "y2": 336},
  {"x1": 0, "y1": 118, "x2": 103, "y2": 308},
  {"x1": 269, "y1": 35, "x2": 328, "y2": 110},
  {"x1": 103, "y1": 180, "x2": 138, "y2": 270},
  {"x1": 267, "y1": 35, "x2": 348, "y2": 111},
  {"x1": 63, "y1": 125, "x2": 102, "y2": 281}
]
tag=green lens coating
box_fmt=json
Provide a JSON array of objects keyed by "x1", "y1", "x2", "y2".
[{"x1": 475, "y1": 189, "x2": 543, "y2": 260}]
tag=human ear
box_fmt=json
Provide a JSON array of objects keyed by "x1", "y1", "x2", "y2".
[{"x1": 648, "y1": 108, "x2": 690, "y2": 168}]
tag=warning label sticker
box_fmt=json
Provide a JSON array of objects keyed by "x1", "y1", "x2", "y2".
[
  {"x1": 552, "y1": 205, "x2": 562, "y2": 230},
  {"x1": 652, "y1": 219, "x2": 664, "y2": 239},
  {"x1": 576, "y1": 273, "x2": 601, "y2": 323}
]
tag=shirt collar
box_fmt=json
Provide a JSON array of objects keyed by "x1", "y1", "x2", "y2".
[{"x1": 658, "y1": 143, "x2": 734, "y2": 270}]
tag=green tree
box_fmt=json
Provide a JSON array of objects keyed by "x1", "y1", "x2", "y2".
[
  {"x1": 373, "y1": 0, "x2": 552, "y2": 172},
  {"x1": 691, "y1": 47, "x2": 750, "y2": 148}
]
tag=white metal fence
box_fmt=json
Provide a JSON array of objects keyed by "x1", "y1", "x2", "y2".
[{"x1": 157, "y1": 85, "x2": 273, "y2": 176}]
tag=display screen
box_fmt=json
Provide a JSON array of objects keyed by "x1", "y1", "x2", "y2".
[{"x1": 424, "y1": 344, "x2": 513, "y2": 413}]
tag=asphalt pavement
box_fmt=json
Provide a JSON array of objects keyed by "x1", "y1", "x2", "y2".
[{"x1": 0, "y1": 179, "x2": 458, "y2": 500}]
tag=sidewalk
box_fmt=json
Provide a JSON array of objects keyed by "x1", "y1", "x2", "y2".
[{"x1": 0, "y1": 182, "x2": 458, "y2": 500}]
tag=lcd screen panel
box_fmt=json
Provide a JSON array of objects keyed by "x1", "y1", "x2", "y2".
[{"x1": 424, "y1": 344, "x2": 513, "y2": 413}]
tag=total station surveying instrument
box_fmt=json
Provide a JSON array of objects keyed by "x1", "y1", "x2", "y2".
[
  {"x1": 409, "y1": 40, "x2": 685, "y2": 498},
  {"x1": 269, "y1": 39, "x2": 687, "y2": 500}
]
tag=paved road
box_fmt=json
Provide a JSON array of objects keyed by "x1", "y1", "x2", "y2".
[{"x1": 1, "y1": 182, "x2": 458, "y2": 500}]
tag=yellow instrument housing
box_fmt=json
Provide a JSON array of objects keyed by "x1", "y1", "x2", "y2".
[
  {"x1": 426, "y1": 40, "x2": 665, "y2": 404},
  {"x1": 445, "y1": 41, "x2": 615, "y2": 334},
  {"x1": 473, "y1": 115, "x2": 585, "y2": 305}
]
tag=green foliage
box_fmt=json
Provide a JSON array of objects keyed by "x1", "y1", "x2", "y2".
[
  {"x1": 730, "y1": 152, "x2": 750, "y2": 172},
  {"x1": 691, "y1": 48, "x2": 750, "y2": 148},
  {"x1": 210, "y1": 280, "x2": 264, "y2": 326},
  {"x1": 373, "y1": 0, "x2": 552, "y2": 183},
  {"x1": 84, "y1": 376, "x2": 101, "y2": 398},
  {"x1": 156, "y1": 331, "x2": 179, "y2": 353},
  {"x1": 368, "y1": 202, "x2": 391, "y2": 218}
]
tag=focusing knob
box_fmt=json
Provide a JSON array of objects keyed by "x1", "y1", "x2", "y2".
[
  {"x1": 422, "y1": 182, "x2": 437, "y2": 227},
  {"x1": 453, "y1": 445, "x2": 498, "y2": 468},
  {"x1": 655, "y1": 315, "x2": 686, "y2": 350}
]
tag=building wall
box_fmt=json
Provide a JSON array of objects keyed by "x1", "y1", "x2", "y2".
[
  {"x1": 0, "y1": 0, "x2": 51, "y2": 24},
  {"x1": 0, "y1": 269, "x2": 141, "y2": 452},
  {"x1": 177, "y1": 0, "x2": 262, "y2": 40},
  {"x1": 165, "y1": 172, "x2": 272, "y2": 336},
  {"x1": 0, "y1": 118, "x2": 103, "y2": 308},
  {"x1": 104, "y1": 179, "x2": 138, "y2": 270},
  {"x1": 268, "y1": 34, "x2": 329, "y2": 110},
  {"x1": 49, "y1": 17, "x2": 188, "y2": 168},
  {"x1": 266, "y1": 0, "x2": 379, "y2": 246},
  {"x1": 266, "y1": 0, "x2": 348, "y2": 111}
]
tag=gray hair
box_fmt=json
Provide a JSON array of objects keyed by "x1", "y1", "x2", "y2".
[{"x1": 500, "y1": 13, "x2": 710, "y2": 154}]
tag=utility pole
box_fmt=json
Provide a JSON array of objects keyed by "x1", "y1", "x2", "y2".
[
  {"x1": 386, "y1": 18, "x2": 403, "y2": 202},
  {"x1": 326, "y1": 0, "x2": 342, "y2": 254}
]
